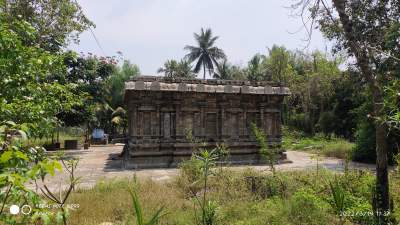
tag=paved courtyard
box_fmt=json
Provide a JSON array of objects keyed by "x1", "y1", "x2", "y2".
[{"x1": 29, "y1": 144, "x2": 375, "y2": 191}]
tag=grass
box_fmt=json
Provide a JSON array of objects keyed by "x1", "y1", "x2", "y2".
[
  {"x1": 282, "y1": 127, "x2": 355, "y2": 159},
  {"x1": 56, "y1": 167, "x2": 400, "y2": 225},
  {"x1": 24, "y1": 128, "x2": 85, "y2": 149}
]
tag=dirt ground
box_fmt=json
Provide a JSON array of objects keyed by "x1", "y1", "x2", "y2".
[{"x1": 28, "y1": 144, "x2": 375, "y2": 192}]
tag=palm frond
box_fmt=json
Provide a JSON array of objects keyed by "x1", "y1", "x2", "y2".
[
  {"x1": 208, "y1": 47, "x2": 226, "y2": 60},
  {"x1": 204, "y1": 55, "x2": 215, "y2": 73},
  {"x1": 208, "y1": 36, "x2": 219, "y2": 47},
  {"x1": 184, "y1": 28, "x2": 226, "y2": 79},
  {"x1": 194, "y1": 56, "x2": 204, "y2": 73},
  {"x1": 112, "y1": 107, "x2": 126, "y2": 117}
]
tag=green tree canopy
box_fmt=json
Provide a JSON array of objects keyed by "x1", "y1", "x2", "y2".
[
  {"x1": 106, "y1": 60, "x2": 140, "y2": 108},
  {"x1": 158, "y1": 59, "x2": 196, "y2": 79},
  {"x1": 184, "y1": 28, "x2": 226, "y2": 79},
  {"x1": 2, "y1": 0, "x2": 94, "y2": 52},
  {"x1": 0, "y1": 13, "x2": 81, "y2": 138}
]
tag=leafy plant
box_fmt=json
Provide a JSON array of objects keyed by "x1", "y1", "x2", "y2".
[
  {"x1": 194, "y1": 149, "x2": 219, "y2": 225},
  {"x1": 37, "y1": 154, "x2": 80, "y2": 225},
  {"x1": 329, "y1": 178, "x2": 347, "y2": 225},
  {"x1": 129, "y1": 188, "x2": 165, "y2": 225},
  {"x1": 251, "y1": 123, "x2": 279, "y2": 173}
]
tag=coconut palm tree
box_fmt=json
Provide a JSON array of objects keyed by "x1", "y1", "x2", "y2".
[
  {"x1": 184, "y1": 28, "x2": 226, "y2": 79},
  {"x1": 214, "y1": 59, "x2": 232, "y2": 80},
  {"x1": 158, "y1": 59, "x2": 196, "y2": 78},
  {"x1": 176, "y1": 59, "x2": 196, "y2": 78},
  {"x1": 157, "y1": 60, "x2": 179, "y2": 78}
]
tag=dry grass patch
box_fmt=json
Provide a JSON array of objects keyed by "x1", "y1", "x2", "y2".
[{"x1": 66, "y1": 177, "x2": 192, "y2": 225}]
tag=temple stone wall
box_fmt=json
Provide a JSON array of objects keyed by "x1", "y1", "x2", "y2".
[{"x1": 123, "y1": 76, "x2": 290, "y2": 168}]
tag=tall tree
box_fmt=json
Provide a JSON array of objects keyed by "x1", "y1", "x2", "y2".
[
  {"x1": 106, "y1": 60, "x2": 140, "y2": 108},
  {"x1": 0, "y1": 2, "x2": 90, "y2": 223},
  {"x1": 295, "y1": 0, "x2": 400, "y2": 223},
  {"x1": 247, "y1": 54, "x2": 266, "y2": 81},
  {"x1": 2, "y1": 0, "x2": 93, "y2": 52},
  {"x1": 184, "y1": 28, "x2": 226, "y2": 79},
  {"x1": 264, "y1": 45, "x2": 292, "y2": 83}
]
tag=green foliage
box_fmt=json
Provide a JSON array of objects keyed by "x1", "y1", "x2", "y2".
[
  {"x1": 158, "y1": 59, "x2": 196, "y2": 79},
  {"x1": 178, "y1": 156, "x2": 203, "y2": 187},
  {"x1": 287, "y1": 113, "x2": 312, "y2": 134},
  {"x1": 384, "y1": 79, "x2": 400, "y2": 130},
  {"x1": 251, "y1": 123, "x2": 279, "y2": 172},
  {"x1": 353, "y1": 120, "x2": 400, "y2": 164},
  {"x1": 129, "y1": 188, "x2": 165, "y2": 225},
  {"x1": 0, "y1": 16, "x2": 81, "y2": 138},
  {"x1": 246, "y1": 54, "x2": 266, "y2": 81},
  {"x1": 202, "y1": 200, "x2": 218, "y2": 225},
  {"x1": 329, "y1": 72, "x2": 364, "y2": 138},
  {"x1": 0, "y1": 122, "x2": 65, "y2": 224},
  {"x1": 106, "y1": 60, "x2": 140, "y2": 108},
  {"x1": 184, "y1": 28, "x2": 226, "y2": 79},
  {"x1": 317, "y1": 111, "x2": 336, "y2": 136},
  {"x1": 288, "y1": 188, "x2": 332, "y2": 225},
  {"x1": 353, "y1": 121, "x2": 376, "y2": 163},
  {"x1": 214, "y1": 59, "x2": 246, "y2": 80},
  {"x1": 264, "y1": 45, "x2": 293, "y2": 83},
  {"x1": 329, "y1": 178, "x2": 346, "y2": 224},
  {"x1": 0, "y1": 1, "x2": 90, "y2": 224},
  {"x1": 194, "y1": 149, "x2": 219, "y2": 225},
  {"x1": 55, "y1": 53, "x2": 118, "y2": 133},
  {"x1": 283, "y1": 127, "x2": 354, "y2": 159},
  {"x1": 2, "y1": 0, "x2": 94, "y2": 52},
  {"x1": 59, "y1": 169, "x2": 391, "y2": 225},
  {"x1": 267, "y1": 48, "x2": 346, "y2": 138}
]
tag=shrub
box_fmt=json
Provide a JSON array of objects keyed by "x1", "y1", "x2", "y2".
[
  {"x1": 353, "y1": 121, "x2": 400, "y2": 164},
  {"x1": 287, "y1": 113, "x2": 312, "y2": 134},
  {"x1": 288, "y1": 188, "x2": 333, "y2": 225},
  {"x1": 317, "y1": 111, "x2": 336, "y2": 136},
  {"x1": 323, "y1": 139, "x2": 354, "y2": 159},
  {"x1": 244, "y1": 174, "x2": 289, "y2": 199},
  {"x1": 175, "y1": 157, "x2": 203, "y2": 197},
  {"x1": 352, "y1": 121, "x2": 376, "y2": 163},
  {"x1": 179, "y1": 156, "x2": 203, "y2": 183},
  {"x1": 283, "y1": 127, "x2": 354, "y2": 159}
]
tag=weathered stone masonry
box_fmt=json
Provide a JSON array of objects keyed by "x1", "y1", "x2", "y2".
[{"x1": 123, "y1": 76, "x2": 290, "y2": 168}]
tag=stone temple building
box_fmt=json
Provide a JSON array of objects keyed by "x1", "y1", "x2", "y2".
[{"x1": 123, "y1": 76, "x2": 290, "y2": 168}]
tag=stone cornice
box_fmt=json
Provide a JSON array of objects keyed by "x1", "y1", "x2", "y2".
[{"x1": 125, "y1": 76, "x2": 291, "y2": 95}]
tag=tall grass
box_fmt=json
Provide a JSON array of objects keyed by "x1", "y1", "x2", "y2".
[{"x1": 282, "y1": 126, "x2": 354, "y2": 159}]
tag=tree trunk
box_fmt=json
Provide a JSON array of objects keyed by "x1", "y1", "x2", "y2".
[
  {"x1": 373, "y1": 92, "x2": 390, "y2": 223},
  {"x1": 332, "y1": 0, "x2": 390, "y2": 223},
  {"x1": 203, "y1": 63, "x2": 206, "y2": 79}
]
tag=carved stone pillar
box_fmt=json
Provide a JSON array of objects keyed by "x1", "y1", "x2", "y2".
[
  {"x1": 200, "y1": 106, "x2": 206, "y2": 138},
  {"x1": 163, "y1": 113, "x2": 171, "y2": 138},
  {"x1": 220, "y1": 108, "x2": 226, "y2": 138},
  {"x1": 155, "y1": 105, "x2": 160, "y2": 138},
  {"x1": 243, "y1": 110, "x2": 247, "y2": 137},
  {"x1": 260, "y1": 107, "x2": 265, "y2": 134},
  {"x1": 175, "y1": 104, "x2": 183, "y2": 139},
  {"x1": 129, "y1": 103, "x2": 137, "y2": 137}
]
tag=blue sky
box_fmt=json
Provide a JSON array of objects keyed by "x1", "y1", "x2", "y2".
[{"x1": 69, "y1": 0, "x2": 330, "y2": 75}]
